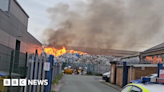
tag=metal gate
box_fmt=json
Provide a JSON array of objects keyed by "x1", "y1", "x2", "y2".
[{"x1": 25, "y1": 54, "x2": 54, "y2": 92}]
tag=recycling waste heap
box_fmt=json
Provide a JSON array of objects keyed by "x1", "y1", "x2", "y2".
[{"x1": 44, "y1": 46, "x2": 116, "y2": 65}]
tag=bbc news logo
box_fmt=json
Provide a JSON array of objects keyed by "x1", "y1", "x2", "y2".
[{"x1": 3, "y1": 79, "x2": 48, "y2": 86}]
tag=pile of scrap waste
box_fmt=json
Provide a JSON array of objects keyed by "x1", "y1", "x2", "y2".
[
  {"x1": 64, "y1": 66, "x2": 87, "y2": 75},
  {"x1": 53, "y1": 53, "x2": 116, "y2": 65}
]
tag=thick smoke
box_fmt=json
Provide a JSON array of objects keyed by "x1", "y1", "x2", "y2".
[{"x1": 43, "y1": 0, "x2": 164, "y2": 51}]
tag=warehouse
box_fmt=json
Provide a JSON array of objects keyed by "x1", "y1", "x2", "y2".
[
  {"x1": 0, "y1": 0, "x2": 42, "y2": 76},
  {"x1": 140, "y1": 42, "x2": 164, "y2": 64},
  {"x1": 120, "y1": 53, "x2": 140, "y2": 64}
]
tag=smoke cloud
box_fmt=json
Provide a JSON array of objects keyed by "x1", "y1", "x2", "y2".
[{"x1": 43, "y1": 0, "x2": 164, "y2": 51}]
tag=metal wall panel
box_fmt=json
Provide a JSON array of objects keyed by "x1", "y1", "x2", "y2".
[
  {"x1": 18, "y1": 21, "x2": 24, "y2": 31},
  {"x1": 0, "y1": 43, "x2": 8, "y2": 54},
  {"x1": 0, "y1": 17, "x2": 10, "y2": 34},
  {"x1": 1, "y1": 11, "x2": 10, "y2": 22},
  {"x1": 0, "y1": 61, "x2": 10, "y2": 71},
  {"x1": 20, "y1": 42, "x2": 27, "y2": 53},
  {"x1": 17, "y1": 30, "x2": 23, "y2": 40},
  {"x1": 0, "y1": 53, "x2": 8, "y2": 63},
  {"x1": 9, "y1": 24, "x2": 18, "y2": 37},
  {"x1": 0, "y1": 29, "x2": 9, "y2": 46},
  {"x1": 8, "y1": 35, "x2": 16, "y2": 49},
  {"x1": 10, "y1": 0, "x2": 28, "y2": 27},
  {"x1": 10, "y1": 13, "x2": 19, "y2": 28},
  {"x1": 10, "y1": 0, "x2": 19, "y2": 21},
  {"x1": 24, "y1": 16, "x2": 28, "y2": 27},
  {"x1": 0, "y1": 9, "x2": 2, "y2": 16}
]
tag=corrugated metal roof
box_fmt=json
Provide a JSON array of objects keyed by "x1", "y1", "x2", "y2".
[{"x1": 143, "y1": 42, "x2": 164, "y2": 53}]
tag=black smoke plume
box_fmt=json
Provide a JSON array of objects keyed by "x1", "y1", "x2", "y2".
[{"x1": 43, "y1": 0, "x2": 164, "y2": 51}]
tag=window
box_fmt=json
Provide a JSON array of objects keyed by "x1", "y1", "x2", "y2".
[
  {"x1": 121, "y1": 86, "x2": 132, "y2": 92},
  {"x1": 0, "y1": 0, "x2": 10, "y2": 13},
  {"x1": 130, "y1": 86, "x2": 142, "y2": 92}
]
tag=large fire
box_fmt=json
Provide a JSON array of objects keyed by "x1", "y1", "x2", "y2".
[
  {"x1": 44, "y1": 46, "x2": 88, "y2": 57},
  {"x1": 145, "y1": 56, "x2": 163, "y2": 63}
]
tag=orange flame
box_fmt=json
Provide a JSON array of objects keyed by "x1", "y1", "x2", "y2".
[
  {"x1": 44, "y1": 46, "x2": 88, "y2": 57},
  {"x1": 145, "y1": 56, "x2": 163, "y2": 64}
]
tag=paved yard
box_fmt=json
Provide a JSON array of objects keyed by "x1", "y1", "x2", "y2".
[{"x1": 59, "y1": 75, "x2": 119, "y2": 92}]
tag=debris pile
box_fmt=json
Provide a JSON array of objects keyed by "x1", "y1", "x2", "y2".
[{"x1": 54, "y1": 53, "x2": 115, "y2": 65}]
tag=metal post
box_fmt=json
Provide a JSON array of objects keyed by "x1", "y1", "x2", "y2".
[
  {"x1": 26, "y1": 55, "x2": 32, "y2": 92},
  {"x1": 46, "y1": 55, "x2": 54, "y2": 92},
  {"x1": 37, "y1": 56, "x2": 43, "y2": 92},
  {"x1": 158, "y1": 55, "x2": 159, "y2": 63},
  {"x1": 55, "y1": 63, "x2": 57, "y2": 77},
  {"x1": 122, "y1": 62, "x2": 128, "y2": 87},
  {"x1": 7, "y1": 51, "x2": 14, "y2": 92},
  {"x1": 23, "y1": 53, "x2": 28, "y2": 92},
  {"x1": 153, "y1": 56, "x2": 155, "y2": 64},
  {"x1": 149, "y1": 56, "x2": 150, "y2": 63},
  {"x1": 29, "y1": 55, "x2": 35, "y2": 92},
  {"x1": 8, "y1": 0, "x2": 11, "y2": 15},
  {"x1": 9, "y1": 51, "x2": 14, "y2": 79},
  {"x1": 93, "y1": 64, "x2": 95, "y2": 74},
  {"x1": 33, "y1": 55, "x2": 39, "y2": 92},
  {"x1": 41, "y1": 56, "x2": 47, "y2": 92},
  {"x1": 52, "y1": 64, "x2": 55, "y2": 81},
  {"x1": 158, "y1": 63, "x2": 163, "y2": 77}
]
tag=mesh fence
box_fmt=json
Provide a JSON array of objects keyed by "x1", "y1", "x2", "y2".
[
  {"x1": 0, "y1": 44, "x2": 27, "y2": 92},
  {"x1": 52, "y1": 63, "x2": 62, "y2": 82}
]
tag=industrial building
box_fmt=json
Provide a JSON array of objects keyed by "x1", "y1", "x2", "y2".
[
  {"x1": 120, "y1": 42, "x2": 164, "y2": 64},
  {"x1": 141, "y1": 42, "x2": 164, "y2": 64},
  {"x1": 120, "y1": 53, "x2": 140, "y2": 64},
  {"x1": 0, "y1": 0, "x2": 42, "y2": 77}
]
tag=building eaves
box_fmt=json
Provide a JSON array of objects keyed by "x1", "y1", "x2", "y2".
[
  {"x1": 121, "y1": 53, "x2": 140, "y2": 59},
  {"x1": 14, "y1": 0, "x2": 29, "y2": 18}
]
